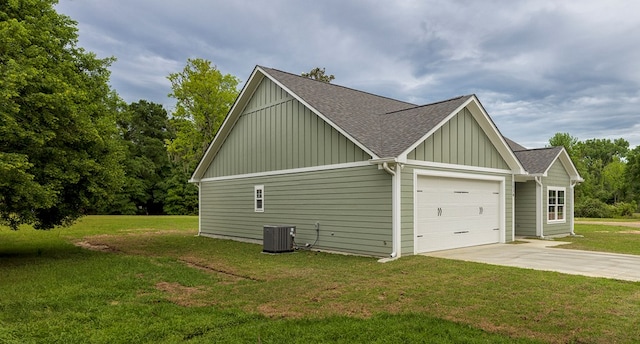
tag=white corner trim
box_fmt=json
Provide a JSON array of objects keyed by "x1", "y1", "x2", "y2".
[
  {"x1": 406, "y1": 160, "x2": 513, "y2": 175},
  {"x1": 199, "y1": 161, "x2": 371, "y2": 182}
]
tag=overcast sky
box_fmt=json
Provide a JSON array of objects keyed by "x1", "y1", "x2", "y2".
[{"x1": 55, "y1": 0, "x2": 640, "y2": 149}]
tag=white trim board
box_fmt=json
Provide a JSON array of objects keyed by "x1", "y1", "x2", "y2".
[
  {"x1": 406, "y1": 160, "x2": 513, "y2": 175},
  {"x1": 199, "y1": 161, "x2": 371, "y2": 182}
]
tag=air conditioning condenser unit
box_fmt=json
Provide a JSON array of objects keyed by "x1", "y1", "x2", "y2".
[{"x1": 263, "y1": 225, "x2": 295, "y2": 253}]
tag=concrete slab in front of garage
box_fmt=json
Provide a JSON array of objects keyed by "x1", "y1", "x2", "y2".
[{"x1": 422, "y1": 239, "x2": 640, "y2": 282}]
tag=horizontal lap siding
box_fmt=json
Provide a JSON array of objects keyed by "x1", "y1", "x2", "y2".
[
  {"x1": 544, "y1": 161, "x2": 571, "y2": 236},
  {"x1": 515, "y1": 181, "x2": 537, "y2": 236},
  {"x1": 200, "y1": 166, "x2": 393, "y2": 257},
  {"x1": 407, "y1": 108, "x2": 509, "y2": 170},
  {"x1": 204, "y1": 78, "x2": 370, "y2": 178}
]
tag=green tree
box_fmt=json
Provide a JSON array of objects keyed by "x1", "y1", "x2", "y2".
[
  {"x1": 301, "y1": 67, "x2": 335, "y2": 83},
  {"x1": 603, "y1": 157, "x2": 626, "y2": 203},
  {"x1": 0, "y1": 0, "x2": 125, "y2": 229},
  {"x1": 548, "y1": 132, "x2": 579, "y2": 159},
  {"x1": 163, "y1": 168, "x2": 198, "y2": 215},
  {"x1": 575, "y1": 138, "x2": 628, "y2": 171},
  {"x1": 625, "y1": 145, "x2": 640, "y2": 208},
  {"x1": 106, "y1": 100, "x2": 173, "y2": 215},
  {"x1": 166, "y1": 58, "x2": 240, "y2": 173}
]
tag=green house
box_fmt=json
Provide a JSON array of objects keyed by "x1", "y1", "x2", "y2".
[{"x1": 190, "y1": 66, "x2": 582, "y2": 258}]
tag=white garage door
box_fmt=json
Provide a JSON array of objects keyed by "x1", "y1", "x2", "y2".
[{"x1": 415, "y1": 176, "x2": 501, "y2": 253}]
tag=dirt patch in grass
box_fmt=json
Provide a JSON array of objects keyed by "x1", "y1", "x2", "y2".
[
  {"x1": 620, "y1": 230, "x2": 640, "y2": 234},
  {"x1": 74, "y1": 240, "x2": 118, "y2": 252},
  {"x1": 154, "y1": 281, "x2": 208, "y2": 307},
  {"x1": 178, "y1": 256, "x2": 263, "y2": 282}
]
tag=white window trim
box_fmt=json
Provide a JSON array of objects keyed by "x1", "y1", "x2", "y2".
[
  {"x1": 254, "y1": 185, "x2": 264, "y2": 212},
  {"x1": 547, "y1": 186, "x2": 566, "y2": 224}
]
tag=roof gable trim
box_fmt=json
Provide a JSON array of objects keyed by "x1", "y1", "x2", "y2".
[
  {"x1": 190, "y1": 67, "x2": 264, "y2": 181},
  {"x1": 544, "y1": 148, "x2": 583, "y2": 182}
]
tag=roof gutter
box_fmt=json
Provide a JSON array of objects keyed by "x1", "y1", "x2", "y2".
[{"x1": 369, "y1": 158, "x2": 402, "y2": 262}]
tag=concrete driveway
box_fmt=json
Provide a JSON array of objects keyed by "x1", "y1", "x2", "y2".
[{"x1": 423, "y1": 239, "x2": 640, "y2": 282}]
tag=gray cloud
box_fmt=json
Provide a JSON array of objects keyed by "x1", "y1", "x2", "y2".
[{"x1": 56, "y1": 0, "x2": 640, "y2": 148}]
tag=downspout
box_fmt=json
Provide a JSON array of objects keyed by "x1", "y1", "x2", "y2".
[
  {"x1": 381, "y1": 162, "x2": 401, "y2": 261},
  {"x1": 534, "y1": 176, "x2": 544, "y2": 238},
  {"x1": 512, "y1": 175, "x2": 516, "y2": 242},
  {"x1": 570, "y1": 181, "x2": 577, "y2": 236},
  {"x1": 196, "y1": 182, "x2": 202, "y2": 236}
]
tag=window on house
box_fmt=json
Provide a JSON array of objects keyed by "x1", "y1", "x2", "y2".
[
  {"x1": 548, "y1": 187, "x2": 566, "y2": 223},
  {"x1": 255, "y1": 185, "x2": 264, "y2": 212}
]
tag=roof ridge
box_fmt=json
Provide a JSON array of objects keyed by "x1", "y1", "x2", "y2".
[
  {"x1": 258, "y1": 66, "x2": 417, "y2": 107},
  {"x1": 384, "y1": 95, "x2": 471, "y2": 115},
  {"x1": 515, "y1": 146, "x2": 563, "y2": 152}
]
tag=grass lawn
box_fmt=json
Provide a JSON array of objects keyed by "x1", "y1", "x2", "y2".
[
  {"x1": 557, "y1": 221, "x2": 640, "y2": 255},
  {"x1": 1, "y1": 216, "x2": 639, "y2": 343}
]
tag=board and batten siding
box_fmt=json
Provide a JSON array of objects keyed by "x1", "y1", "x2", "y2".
[
  {"x1": 400, "y1": 165, "x2": 514, "y2": 254},
  {"x1": 400, "y1": 166, "x2": 416, "y2": 255},
  {"x1": 200, "y1": 165, "x2": 394, "y2": 257},
  {"x1": 543, "y1": 160, "x2": 571, "y2": 236},
  {"x1": 203, "y1": 77, "x2": 370, "y2": 179},
  {"x1": 515, "y1": 181, "x2": 537, "y2": 236},
  {"x1": 407, "y1": 108, "x2": 509, "y2": 170}
]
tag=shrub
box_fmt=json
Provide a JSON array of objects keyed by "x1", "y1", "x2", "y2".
[
  {"x1": 612, "y1": 201, "x2": 638, "y2": 217},
  {"x1": 575, "y1": 198, "x2": 613, "y2": 218}
]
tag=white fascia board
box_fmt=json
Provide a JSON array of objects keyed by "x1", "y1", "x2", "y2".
[
  {"x1": 190, "y1": 67, "x2": 264, "y2": 182},
  {"x1": 260, "y1": 68, "x2": 380, "y2": 160},
  {"x1": 199, "y1": 161, "x2": 371, "y2": 182},
  {"x1": 369, "y1": 157, "x2": 398, "y2": 164},
  {"x1": 542, "y1": 148, "x2": 584, "y2": 183},
  {"x1": 406, "y1": 160, "x2": 512, "y2": 175}
]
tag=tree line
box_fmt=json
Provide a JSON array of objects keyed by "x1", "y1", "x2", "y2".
[
  {"x1": 549, "y1": 133, "x2": 640, "y2": 217},
  {"x1": 0, "y1": 1, "x2": 239, "y2": 229}
]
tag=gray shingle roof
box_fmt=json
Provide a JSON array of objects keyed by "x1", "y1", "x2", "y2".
[
  {"x1": 377, "y1": 97, "x2": 472, "y2": 156},
  {"x1": 504, "y1": 137, "x2": 528, "y2": 152},
  {"x1": 513, "y1": 147, "x2": 563, "y2": 174},
  {"x1": 261, "y1": 67, "x2": 471, "y2": 157}
]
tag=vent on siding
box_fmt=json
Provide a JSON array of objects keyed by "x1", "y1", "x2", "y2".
[{"x1": 263, "y1": 225, "x2": 295, "y2": 253}]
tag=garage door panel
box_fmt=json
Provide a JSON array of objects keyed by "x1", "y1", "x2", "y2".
[{"x1": 416, "y1": 175, "x2": 502, "y2": 253}]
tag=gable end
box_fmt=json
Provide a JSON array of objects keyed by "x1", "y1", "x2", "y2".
[
  {"x1": 203, "y1": 77, "x2": 372, "y2": 178},
  {"x1": 407, "y1": 107, "x2": 509, "y2": 169}
]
